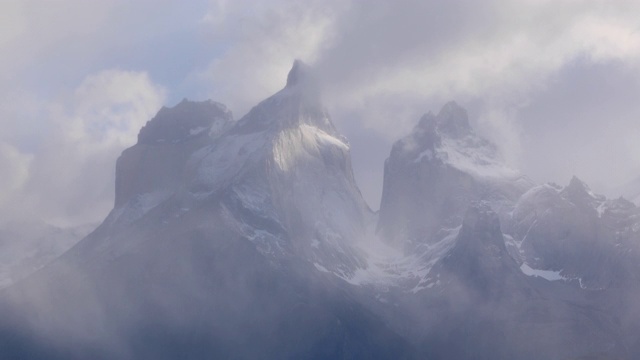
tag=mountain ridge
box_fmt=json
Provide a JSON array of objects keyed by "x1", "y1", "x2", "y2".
[{"x1": 0, "y1": 61, "x2": 639, "y2": 359}]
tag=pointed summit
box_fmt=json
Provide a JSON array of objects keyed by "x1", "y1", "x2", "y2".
[
  {"x1": 567, "y1": 175, "x2": 589, "y2": 192},
  {"x1": 378, "y1": 100, "x2": 532, "y2": 249},
  {"x1": 438, "y1": 203, "x2": 519, "y2": 297},
  {"x1": 414, "y1": 111, "x2": 437, "y2": 132},
  {"x1": 286, "y1": 59, "x2": 313, "y2": 88},
  {"x1": 412, "y1": 101, "x2": 471, "y2": 138},
  {"x1": 563, "y1": 175, "x2": 596, "y2": 200},
  {"x1": 235, "y1": 59, "x2": 331, "y2": 134},
  {"x1": 435, "y1": 101, "x2": 471, "y2": 138},
  {"x1": 561, "y1": 175, "x2": 605, "y2": 210}
]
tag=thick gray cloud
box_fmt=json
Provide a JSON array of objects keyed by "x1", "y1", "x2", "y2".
[
  {"x1": 304, "y1": 0, "x2": 640, "y2": 206},
  {"x1": 2, "y1": 0, "x2": 640, "y2": 225},
  {"x1": 517, "y1": 58, "x2": 640, "y2": 192}
]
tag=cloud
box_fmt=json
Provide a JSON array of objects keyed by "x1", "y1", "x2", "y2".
[
  {"x1": 2, "y1": 0, "x2": 640, "y2": 223},
  {"x1": 0, "y1": 0, "x2": 26, "y2": 49},
  {"x1": 196, "y1": 0, "x2": 347, "y2": 116},
  {"x1": 0, "y1": 70, "x2": 165, "y2": 227},
  {"x1": 312, "y1": 0, "x2": 640, "y2": 125},
  {"x1": 318, "y1": 0, "x2": 640, "y2": 203},
  {"x1": 0, "y1": 143, "x2": 32, "y2": 214},
  {"x1": 516, "y1": 58, "x2": 640, "y2": 193}
]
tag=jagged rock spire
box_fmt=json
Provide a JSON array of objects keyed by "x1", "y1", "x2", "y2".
[{"x1": 286, "y1": 59, "x2": 312, "y2": 88}]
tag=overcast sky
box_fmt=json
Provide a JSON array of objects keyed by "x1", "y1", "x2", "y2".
[{"x1": 2, "y1": 0, "x2": 640, "y2": 227}]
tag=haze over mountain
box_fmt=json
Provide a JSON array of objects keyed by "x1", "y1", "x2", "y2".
[
  {"x1": 3, "y1": 1, "x2": 640, "y2": 233},
  {"x1": 0, "y1": 62, "x2": 640, "y2": 359},
  {"x1": 0, "y1": 221, "x2": 93, "y2": 289}
]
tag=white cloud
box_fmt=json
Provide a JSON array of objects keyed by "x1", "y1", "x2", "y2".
[
  {"x1": 0, "y1": 0, "x2": 26, "y2": 49},
  {"x1": 197, "y1": 0, "x2": 347, "y2": 116},
  {"x1": 64, "y1": 70, "x2": 167, "y2": 147},
  {"x1": 0, "y1": 70, "x2": 166, "y2": 227},
  {"x1": 311, "y1": 1, "x2": 640, "y2": 201},
  {"x1": 0, "y1": 143, "x2": 32, "y2": 216}
]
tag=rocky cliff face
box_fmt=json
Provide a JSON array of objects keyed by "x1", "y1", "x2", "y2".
[
  {"x1": 511, "y1": 176, "x2": 640, "y2": 289},
  {"x1": 437, "y1": 204, "x2": 519, "y2": 295},
  {"x1": 112, "y1": 99, "x2": 233, "y2": 225},
  {"x1": 377, "y1": 101, "x2": 532, "y2": 250}
]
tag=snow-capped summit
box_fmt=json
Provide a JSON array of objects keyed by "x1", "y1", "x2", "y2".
[
  {"x1": 181, "y1": 60, "x2": 369, "y2": 276},
  {"x1": 377, "y1": 101, "x2": 532, "y2": 249},
  {"x1": 137, "y1": 99, "x2": 232, "y2": 144},
  {"x1": 232, "y1": 62, "x2": 331, "y2": 135},
  {"x1": 420, "y1": 100, "x2": 472, "y2": 138},
  {"x1": 113, "y1": 99, "x2": 234, "y2": 213}
]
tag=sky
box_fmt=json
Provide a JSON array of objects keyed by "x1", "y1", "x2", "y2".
[{"x1": 1, "y1": 0, "x2": 640, "y2": 227}]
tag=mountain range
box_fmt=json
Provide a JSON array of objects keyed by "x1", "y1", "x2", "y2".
[{"x1": 0, "y1": 61, "x2": 639, "y2": 359}]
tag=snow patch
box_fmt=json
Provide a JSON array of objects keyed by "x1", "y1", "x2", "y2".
[
  {"x1": 189, "y1": 126, "x2": 208, "y2": 136},
  {"x1": 596, "y1": 201, "x2": 608, "y2": 217},
  {"x1": 314, "y1": 263, "x2": 330, "y2": 273},
  {"x1": 520, "y1": 262, "x2": 566, "y2": 282},
  {"x1": 192, "y1": 132, "x2": 266, "y2": 193},
  {"x1": 340, "y1": 227, "x2": 459, "y2": 292},
  {"x1": 273, "y1": 124, "x2": 348, "y2": 172},
  {"x1": 414, "y1": 149, "x2": 433, "y2": 163},
  {"x1": 108, "y1": 191, "x2": 171, "y2": 226},
  {"x1": 437, "y1": 136, "x2": 520, "y2": 179}
]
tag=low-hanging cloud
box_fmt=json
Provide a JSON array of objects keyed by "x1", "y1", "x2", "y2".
[{"x1": 0, "y1": 70, "x2": 165, "y2": 227}]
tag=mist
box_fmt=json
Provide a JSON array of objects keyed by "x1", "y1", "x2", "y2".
[{"x1": 1, "y1": 1, "x2": 640, "y2": 359}]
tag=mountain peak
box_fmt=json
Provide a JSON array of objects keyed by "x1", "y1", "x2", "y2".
[
  {"x1": 115, "y1": 99, "x2": 233, "y2": 207},
  {"x1": 567, "y1": 175, "x2": 588, "y2": 190},
  {"x1": 436, "y1": 203, "x2": 518, "y2": 298},
  {"x1": 564, "y1": 175, "x2": 595, "y2": 198},
  {"x1": 137, "y1": 99, "x2": 232, "y2": 144},
  {"x1": 234, "y1": 60, "x2": 333, "y2": 134},
  {"x1": 412, "y1": 101, "x2": 472, "y2": 138},
  {"x1": 435, "y1": 100, "x2": 471, "y2": 137},
  {"x1": 561, "y1": 176, "x2": 606, "y2": 209},
  {"x1": 286, "y1": 59, "x2": 312, "y2": 88},
  {"x1": 414, "y1": 111, "x2": 437, "y2": 132}
]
